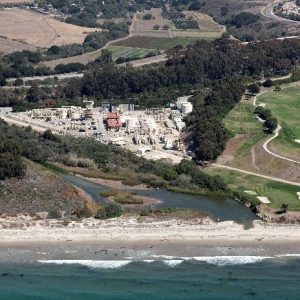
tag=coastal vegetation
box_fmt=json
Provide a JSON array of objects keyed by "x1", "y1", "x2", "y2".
[{"x1": 100, "y1": 190, "x2": 144, "y2": 205}]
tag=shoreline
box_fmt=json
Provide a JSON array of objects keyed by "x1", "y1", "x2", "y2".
[
  {"x1": 0, "y1": 216, "x2": 300, "y2": 262},
  {"x1": 1, "y1": 215, "x2": 300, "y2": 245}
]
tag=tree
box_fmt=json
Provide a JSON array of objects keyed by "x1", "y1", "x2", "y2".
[
  {"x1": 248, "y1": 83, "x2": 260, "y2": 95},
  {"x1": 0, "y1": 75, "x2": 6, "y2": 87},
  {"x1": 265, "y1": 117, "x2": 278, "y2": 133},
  {"x1": 263, "y1": 79, "x2": 273, "y2": 87},
  {"x1": 221, "y1": 32, "x2": 230, "y2": 39},
  {"x1": 95, "y1": 49, "x2": 113, "y2": 65},
  {"x1": 14, "y1": 78, "x2": 24, "y2": 86}
]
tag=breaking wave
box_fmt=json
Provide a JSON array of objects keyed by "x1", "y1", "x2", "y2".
[
  {"x1": 38, "y1": 254, "x2": 300, "y2": 269},
  {"x1": 38, "y1": 260, "x2": 131, "y2": 269}
]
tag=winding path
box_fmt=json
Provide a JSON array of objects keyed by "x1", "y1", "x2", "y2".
[
  {"x1": 261, "y1": 0, "x2": 299, "y2": 23},
  {"x1": 212, "y1": 163, "x2": 300, "y2": 187},
  {"x1": 253, "y1": 84, "x2": 300, "y2": 165}
]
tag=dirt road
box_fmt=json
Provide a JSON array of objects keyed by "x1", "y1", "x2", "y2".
[
  {"x1": 212, "y1": 163, "x2": 300, "y2": 186},
  {"x1": 261, "y1": 0, "x2": 299, "y2": 22}
]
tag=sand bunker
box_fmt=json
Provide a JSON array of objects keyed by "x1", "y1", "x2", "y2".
[{"x1": 257, "y1": 196, "x2": 271, "y2": 204}]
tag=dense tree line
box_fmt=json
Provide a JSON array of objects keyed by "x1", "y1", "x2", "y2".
[
  {"x1": 0, "y1": 126, "x2": 26, "y2": 180},
  {"x1": 78, "y1": 39, "x2": 299, "y2": 101},
  {"x1": 1, "y1": 38, "x2": 298, "y2": 161},
  {"x1": 254, "y1": 106, "x2": 278, "y2": 133},
  {"x1": 0, "y1": 120, "x2": 227, "y2": 193},
  {"x1": 0, "y1": 22, "x2": 129, "y2": 81}
]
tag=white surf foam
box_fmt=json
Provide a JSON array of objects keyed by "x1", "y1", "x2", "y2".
[
  {"x1": 192, "y1": 256, "x2": 272, "y2": 266},
  {"x1": 38, "y1": 260, "x2": 131, "y2": 269},
  {"x1": 162, "y1": 260, "x2": 183, "y2": 267},
  {"x1": 143, "y1": 260, "x2": 155, "y2": 263},
  {"x1": 275, "y1": 254, "x2": 300, "y2": 258}
]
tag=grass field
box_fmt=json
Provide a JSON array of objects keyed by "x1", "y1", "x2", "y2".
[
  {"x1": 0, "y1": 9, "x2": 97, "y2": 53},
  {"x1": 205, "y1": 166, "x2": 300, "y2": 211},
  {"x1": 257, "y1": 84, "x2": 300, "y2": 160},
  {"x1": 113, "y1": 36, "x2": 210, "y2": 50},
  {"x1": 223, "y1": 100, "x2": 266, "y2": 157}
]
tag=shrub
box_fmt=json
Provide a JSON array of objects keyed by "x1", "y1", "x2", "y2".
[
  {"x1": 77, "y1": 158, "x2": 94, "y2": 168},
  {"x1": 263, "y1": 79, "x2": 273, "y2": 87},
  {"x1": 105, "y1": 203, "x2": 123, "y2": 218},
  {"x1": 121, "y1": 177, "x2": 142, "y2": 186},
  {"x1": 14, "y1": 78, "x2": 24, "y2": 86},
  {"x1": 94, "y1": 206, "x2": 107, "y2": 219},
  {"x1": 63, "y1": 154, "x2": 78, "y2": 167},
  {"x1": 47, "y1": 206, "x2": 62, "y2": 219}
]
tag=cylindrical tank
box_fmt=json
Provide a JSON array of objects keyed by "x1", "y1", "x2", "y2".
[
  {"x1": 126, "y1": 118, "x2": 135, "y2": 130},
  {"x1": 71, "y1": 111, "x2": 81, "y2": 119},
  {"x1": 181, "y1": 102, "x2": 193, "y2": 114}
]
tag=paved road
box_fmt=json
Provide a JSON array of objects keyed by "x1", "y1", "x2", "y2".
[
  {"x1": 261, "y1": 0, "x2": 299, "y2": 22},
  {"x1": 6, "y1": 73, "x2": 84, "y2": 83},
  {"x1": 5, "y1": 54, "x2": 167, "y2": 84},
  {"x1": 212, "y1": 164, "x2": 300, "y2": 186}
]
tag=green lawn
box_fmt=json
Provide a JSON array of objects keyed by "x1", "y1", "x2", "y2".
[
  {"x1": 223, "y1": 101, "x2": 266, "y2": 156},
  {"x1": 205, "y1": 167, "x2": 300, "y2": 211},
  {"x1": 257, "y1": 85, "x2": 300, "y2": 159}
]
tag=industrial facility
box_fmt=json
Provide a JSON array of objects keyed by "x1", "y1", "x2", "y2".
[{"x1": 1, "y1": 97, "x2": 193, "y2": 163}]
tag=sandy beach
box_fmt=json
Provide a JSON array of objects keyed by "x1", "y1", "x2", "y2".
[{"x1": 0, "y1": 215, "x2": 300, "y2": 255}]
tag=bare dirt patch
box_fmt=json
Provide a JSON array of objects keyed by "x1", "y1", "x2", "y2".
[
  {"x1": 0, "y1": 36, "x2": 36, "y2": 54},
  {"x1": 0, "y1": 9, "x2": 98, "y2": 50}
]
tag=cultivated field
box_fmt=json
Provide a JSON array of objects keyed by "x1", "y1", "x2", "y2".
[
  {"x1": 0, "y1": 9, "x2": 98, "y2": 53},
  {"x1": 107, "y1": 46, "x2": 159, "y2": 60},
  {"x1": 204, "y1": 166, "x2": 300, "y2": 210},
  {"x1": 44, "y1": 46, "x2": 158, "y2": 68},
  {"x1": 132, "y1": 8, "x2": 224, "y2": 39},
  {"x1": 257, "y1": 84, "x2": 300, "y2": 160},
  {"x1": 133, "y1": 8, "x2": 171, "y2": 37},
  {"x1": 171, "y1": 11, "x2": 225, "y2": 38},
  {"x1": 112, "y1": 36, "x2": 208, "y2": 50}
]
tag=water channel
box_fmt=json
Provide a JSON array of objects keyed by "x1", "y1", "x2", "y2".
[{"x1": 61, "y1": 174, "x2": 257, "y2": 223}]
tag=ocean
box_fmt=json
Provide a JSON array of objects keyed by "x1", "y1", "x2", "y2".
[{"x1": 0, "y1": 256, "x2": 300, "y2": 300}]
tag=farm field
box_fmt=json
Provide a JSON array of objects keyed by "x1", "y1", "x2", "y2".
[
  {"x1": 257, "y1": 84, "x2": 300, "y2": 160},
  {"x1": 132, "y1": 8, "x2": 224, "y2": 39},
  {"x1": 204, "y1": 166, "x2": 300, "y2": 210},
  {"x1": 0, "y1": 9, "x2": 98, "y2": 53},
  {"x1": 107, "y1": 46, "x2": 159, "y2": 61},
  {"x1": 0, "y1": 36, "x2": 36, "y2": 54},
  {"x1": 44, "y1": 46, "x2": 158, "y2": 68},
  {"x1": 112, "y1": 36, "x2": 209, "y2": 50},
  {"x1": 133, "y1": 8, "x2": 171, "y2": 37}
]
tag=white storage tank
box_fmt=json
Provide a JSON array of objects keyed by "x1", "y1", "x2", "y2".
[
  {"x1": 126, "y1": 118, "x2": 135, "y2": 130},
  {"x1": 71, "y1": 111, "x2": 81, "y2": 120},
  {"x1": 181, "y1": 102, "x2": 193, "y2": 114}
]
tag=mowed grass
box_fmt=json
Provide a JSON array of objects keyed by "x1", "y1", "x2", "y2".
[
  {"x1": 223, "y1": 100, "x2": 266, "y2": 156},
  {"x1": 257, "y1": 85, "x2": 300, "y2": 159},
  {"x1": 204, "y1": 167, "x2": 300, "y2": 210},
  {"x1": 113, "y1": 36, "x2": 212, "y2": 50}
]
